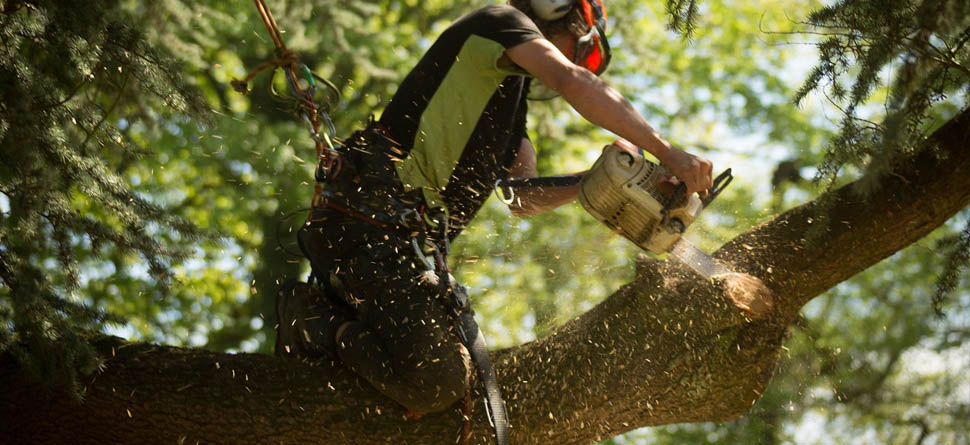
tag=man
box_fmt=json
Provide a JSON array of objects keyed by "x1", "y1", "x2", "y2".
[{"x1": 276, "y1": 0, "x2": 714, "y2": 417}]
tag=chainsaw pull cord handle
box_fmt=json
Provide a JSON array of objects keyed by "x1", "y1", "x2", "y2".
[{"x1": 702, "y1": 168, "x2": 733, "y2": 208}]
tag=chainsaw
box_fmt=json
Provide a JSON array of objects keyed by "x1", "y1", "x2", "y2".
[
  {"x1": 578, "y1": 142, "x2": 734, "y2": 278},
  {"x1": 496, "y1": 142, "x2": 734, "y2": 278}
]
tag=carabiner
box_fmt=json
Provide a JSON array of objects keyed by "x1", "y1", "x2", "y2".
[
  {"x1": 410, "y1": 237, "x2": 435, "y2": 271},
  {"x1": 493, "y1": 179, "x2": 515, "y2": 206}
]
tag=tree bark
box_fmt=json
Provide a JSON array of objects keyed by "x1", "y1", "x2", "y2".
[{"x1": 2, "y1": 108, "x2": 968, "y2": 444}]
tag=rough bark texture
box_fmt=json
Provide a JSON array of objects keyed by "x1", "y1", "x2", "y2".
[{"x1": 2, "y1": 108, "x2": 968, "y2": 444}]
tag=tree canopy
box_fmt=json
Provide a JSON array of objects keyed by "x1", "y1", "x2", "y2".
[{"x1": 1, "y1": 0, "x2": 967, "y2": 443}]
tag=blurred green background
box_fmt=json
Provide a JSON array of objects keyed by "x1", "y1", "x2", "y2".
[{"x1": 0, "y1": 0, "x2": 966, "y2": 443}]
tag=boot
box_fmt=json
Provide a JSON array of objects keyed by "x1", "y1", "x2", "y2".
[{"x1": 275, "y1": 279, "x2": 353, "y2": 359}]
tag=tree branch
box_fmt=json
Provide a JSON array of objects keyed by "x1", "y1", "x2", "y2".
[{"x1": 2, "y1": 108, "x2": 969, "y2": 443}]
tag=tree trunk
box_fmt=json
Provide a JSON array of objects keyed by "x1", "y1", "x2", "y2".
[{"x1": 2, "y1": 108, "x2": 968, "y2": 444}]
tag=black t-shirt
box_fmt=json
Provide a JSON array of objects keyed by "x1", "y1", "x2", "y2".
[{"x1": 378, "y1": 5, "x2": 543, "y2": 235}]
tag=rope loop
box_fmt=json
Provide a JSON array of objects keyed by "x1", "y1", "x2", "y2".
[{"x1": 232, "y1": 0, "x2": 345, "y2": 216}]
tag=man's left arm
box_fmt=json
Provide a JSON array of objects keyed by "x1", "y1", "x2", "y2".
[{"x1": 504, "y1": 137, "x2": 587, "y2": 217}]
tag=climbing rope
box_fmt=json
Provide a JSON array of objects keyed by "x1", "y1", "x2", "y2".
[{"x1": 231, "y1": 0, "x2": 343, "y2": 216}]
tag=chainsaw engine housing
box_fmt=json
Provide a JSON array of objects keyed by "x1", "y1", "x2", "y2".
[{"x1": 579, "y1": 143, "x2": 703, "y2": 255}]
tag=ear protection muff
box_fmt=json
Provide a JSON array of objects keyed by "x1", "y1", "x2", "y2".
[{"x1": 530, "y1": 0, "x2": 575, "y2": 21}]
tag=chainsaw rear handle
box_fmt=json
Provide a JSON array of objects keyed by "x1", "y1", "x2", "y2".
[
  {"x1": 702, "y1": 168, "x2": 733, "y2": 208},
  {"x1": 664, "y1": 168, "x2": 733, "y2": 210}
]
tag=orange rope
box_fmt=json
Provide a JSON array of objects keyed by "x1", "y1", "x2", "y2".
[
  {"x1": 233, "y1": 0, "x2": 337, "y2": 218},
  {"x1": 254, "y1": 0, "x2": 286, "y2": 52}
]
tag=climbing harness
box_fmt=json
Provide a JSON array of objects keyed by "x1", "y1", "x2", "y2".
[
  {"x1": 231, "y1": 0, "x2": 343, "y2": 217},
  {"x1": 234, "y1": 2, "x2": 510, "y2": 444},
  {"x1": 316, "y1": 185, "x2": 511, "y2": 445}
]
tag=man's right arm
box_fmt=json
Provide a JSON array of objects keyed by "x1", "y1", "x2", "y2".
[{"x1": 505, "y1": 38, "x2": 713, "y2": 196}]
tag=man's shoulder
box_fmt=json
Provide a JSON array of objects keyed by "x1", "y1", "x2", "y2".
[
  {"x1": 457, "y1": 4, "x2": 534, "y2": 28},
  {"x1": 478, "y1": 4, "x2": 527, "y2": 17}
]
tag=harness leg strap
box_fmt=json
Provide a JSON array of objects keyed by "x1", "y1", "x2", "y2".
[
  {"x1": 456, "y1": 308, "x2": 510, "y2": 445},
  {"x1": 448, "y1": 277, "x2": 510, "y2": 445},
  {"x1": 426, "y1": 227, "x2": 509, "y2": 444}
]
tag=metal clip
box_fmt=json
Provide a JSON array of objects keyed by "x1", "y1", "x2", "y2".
[
  {"x1": 410, "y1": 237, "x2": 435, "y2": 272},
  {"x1": 494, "y1": 179, "x2": 515, "y2": 205},
  {"x1": 398, "y1": 208, "x2": 422, "y2": 231}
]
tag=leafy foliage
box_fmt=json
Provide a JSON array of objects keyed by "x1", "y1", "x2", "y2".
[
  {"x1": 664, "y1": 0, "x2": 700, "y2": 38},
  {"x1": 0, "y1": 0, "x2": 211, "y2": 388},
  {"x1": 934, "y1": 221, "x2": 970, "y2": 315},
  {"x1": 0, "y1": 0, "x2": 967, "y2": 443},
  {"x1": 788, "y1": 0, "x2": 970, "y2": 330},
  {"x1": 792, "y1": 0, "x2": 970, "y2": 188}
]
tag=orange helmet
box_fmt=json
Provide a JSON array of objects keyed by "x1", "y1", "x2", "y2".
[{"x1": 530, "y1": 0, "x2": 611, "y2": 75}]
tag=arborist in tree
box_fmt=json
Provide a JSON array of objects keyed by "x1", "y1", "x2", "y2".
[{"x1": 274, "y1": 0, "x2": 714, "y2": 438}]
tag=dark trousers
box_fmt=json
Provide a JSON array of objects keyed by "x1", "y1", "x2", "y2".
[{"x1": 298, "y1": 209, "x2": 468, "y2": 414}]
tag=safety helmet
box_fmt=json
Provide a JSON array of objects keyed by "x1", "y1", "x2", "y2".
[
  {"x1": 531, "y1": 0, "x2": 574, "y2": 20},
  {"x1": 529, "y1": 0, "x2": 611, "y2": 75}
]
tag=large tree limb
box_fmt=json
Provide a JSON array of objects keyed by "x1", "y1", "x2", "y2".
[{"x1": 2, "y1": 108, "x2": 968, "y2": 444}]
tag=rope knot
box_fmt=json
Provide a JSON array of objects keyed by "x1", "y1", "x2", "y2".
[
  {"x1": 229, "y1": 52, "x2": 298, "y2": 97},
  {"x1": 275, "y1": 48, "x2": 298, "y2": 66},
  {"x1": 230, "y1": 78, "x2": 251, "y2": 95}
]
